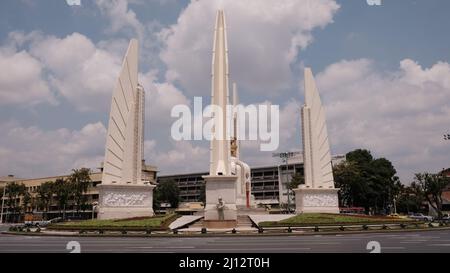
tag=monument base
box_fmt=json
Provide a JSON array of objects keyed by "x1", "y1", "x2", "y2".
[
  {"x1": 97, "y1": 184, "x2": 155, "y2": 220},
  {"x1": 293, "y1": 187, "x2": 340, "y2": 214},
  {"x1": 203, "y1": 175, "x2": 238, "y2": 221}
]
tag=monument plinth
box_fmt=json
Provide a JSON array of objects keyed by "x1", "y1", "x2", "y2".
[
  {"x1": 203, "y1": 175, "x2": 238, "y2": 223},
  {"x1": 98, "y1": 39, "x2": 155, "y2": 220},
  {"x1": 98, "y1": 184, "x2": 155, "y2": 219},
  {"x1": 294, "y1": 187, "x2": 339, "y2": 214},
  {"x1": 294, "y1": 68, "x2": 340, "y2": 214}
]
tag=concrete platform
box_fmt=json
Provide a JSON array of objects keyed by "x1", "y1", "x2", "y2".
[
  {"x1": 168, "y1": 216, "x2": 203, "y2": 230},
  {"x1": 248, "y1": 214, "x2": 294, "y2": 226}
]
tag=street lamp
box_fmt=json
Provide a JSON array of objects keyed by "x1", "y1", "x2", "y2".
[
  {"x1": 0, "y1": 185, "x2": 6, "y2": 224},
  {"x1": 273, "y1": 152, "x2": 300, "y2": 213}
]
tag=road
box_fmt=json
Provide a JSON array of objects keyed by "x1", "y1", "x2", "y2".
[{"x1": 1, "y1": 229, "x2": 450, "y2": 253}]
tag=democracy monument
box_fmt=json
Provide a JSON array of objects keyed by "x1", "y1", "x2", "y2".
[{"x1": 97, "y1": 9, "x2": 339, "y2": 221}]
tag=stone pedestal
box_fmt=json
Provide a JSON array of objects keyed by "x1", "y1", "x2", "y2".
[
  {"x1": 293, "y1": 187, "x2": 340, "y2": 214},
  {"x1": 98, "y1": 184, "x2": 155, "y2": 220},
  {"x1": 203, "y1": 175, "x2": 238, "y2": 221}
]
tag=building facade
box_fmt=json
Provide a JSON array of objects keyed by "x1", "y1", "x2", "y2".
[{"x1": 0, "y1": 163, "x2": 157, "y2": 222}]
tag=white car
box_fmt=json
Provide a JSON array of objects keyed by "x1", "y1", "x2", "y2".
[
  {"x1": 408, "y1": 213, "x2": 433, "y2": 222},
  {"x1": 25, "y1": 217, "x2": 62, "y2": 227}
]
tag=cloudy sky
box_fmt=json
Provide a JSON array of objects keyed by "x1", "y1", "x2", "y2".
[{"x1": 0, "y1": 0, "x2": 449, "y2": 183}]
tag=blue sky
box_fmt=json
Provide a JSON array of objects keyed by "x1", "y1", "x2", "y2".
[{"x1": 0, "y1": 0, "x2": 449, "y2": 183}]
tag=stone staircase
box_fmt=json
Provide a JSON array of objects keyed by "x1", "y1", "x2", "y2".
[
  {"x1": 190, "y1": 218, "x2": 204, "y2": 228},
  {"x1": 237, "y1": 206, "x2": 268, "y2": 215},
  {"x1": 237, "y1": 215, "x2": 253, "y2": 228}
]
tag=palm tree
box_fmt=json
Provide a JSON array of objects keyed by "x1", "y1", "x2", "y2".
[
  {"x1": 53, "y1": 179, "x2": 72, "y2": 220},
  {"x1": 68, "y1": 168, "x2": 91, "y2": 217},
  {"x1": 5, "y1": 182, "x2": 26, "y2": 222},
  {"x1": 37, "y1": 181, "x2": 54, "y2": 220}
]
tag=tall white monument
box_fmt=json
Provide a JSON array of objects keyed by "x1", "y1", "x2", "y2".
[
  {"x1": 230, "y1": 83, "x2": 252, "y2": 208},
  {"x1": 202, "y1": 10, "x2": 238, "y2": 225},
  {"x1": 293, "y1": 68, "x2": 340, "y2": 214},
  {"x1": 98, "y1": 39, "x2": 155, "y2": 220}
]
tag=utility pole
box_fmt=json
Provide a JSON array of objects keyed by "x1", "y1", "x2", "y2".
[{"x1": 273, "y1": 152, "x2": 300, "y2": 213}]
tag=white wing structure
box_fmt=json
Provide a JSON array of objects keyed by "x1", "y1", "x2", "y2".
[
  {"x1": 294, "y1": 68, "x2": 339, "y2": 214},
  {"x1": 101, "y1": 39, "x2": 144, "y2": 185},
  {"x1": 301, "y1": 68, "x2": 335, "y2": 189},
  {"x1": 98, "y1": 39, "x2": 154, "y2": 220}
]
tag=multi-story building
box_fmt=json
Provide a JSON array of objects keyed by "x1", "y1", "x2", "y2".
[
  {"x1": 158, "y1": 154, "x2": 346, "y2": 206},
  {"x1": 0, "y1": 162, "x2": 157, "y2": 222}
]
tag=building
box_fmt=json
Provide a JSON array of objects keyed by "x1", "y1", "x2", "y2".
[
  {"x1": 158, "y1": 154, "x2": 346, "y2": 207},
  {"x1": 0, "y1": 163, "x2": 157, "y2": 222}
]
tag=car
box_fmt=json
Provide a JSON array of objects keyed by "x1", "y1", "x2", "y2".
[
  {"x1": 25, "y1": 217, "x2": 62, "y2": 227},
  {"x1": 408, "y1": 213, "x2": 433, "y2": 222},
  {"x1": 441, "y1": 214, "x2": 450, "y2": 222}
]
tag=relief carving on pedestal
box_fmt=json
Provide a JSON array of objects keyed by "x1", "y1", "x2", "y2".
[
  {"x1": 303, "y1": 193, "x2": 338, "y2": 207},
  {"x1": 103, "y1": 192, "x2": 147, "y2": 207}
]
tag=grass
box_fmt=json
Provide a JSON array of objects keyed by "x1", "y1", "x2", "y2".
[
  {"x1": 48, "y1": 213, "x2": 178, "y2": 231},
  {"x1": 259, "y1": 213, "x2": 415, "y2": 227}
]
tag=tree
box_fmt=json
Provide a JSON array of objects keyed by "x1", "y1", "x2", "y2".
[
  {"x1": 22, "y1": 191, "x2": 32, "y2": 214},
  {"x1": 396, "y1": 181, "x2": 425, "y2": 214},
  {"x1": 5, "y1": 182, "x2": 26, "y2": 222},
  {"x1": 53, "y1": 178, "x2": 72, "y2": 219},
  {"x1": 198, "y1": 184, "x2": 206, "y2": 206},
  {"x1": 288, "y1": 173, "x2": 304, "y2": 190},
  {"x1": 154, "y1": 180, "x2": 180, "y2": 210},
  {"x1": 333, "y1": 149, "x2": 401, "y2": 214},
  {"x1": 37, "y1": 181, "x2": 54, "y2": 220},
  {"x1": 68, "y1": 168, "x2": 91, "y2": 216},
  {"x1": 414, "y1": 172, "x2": 450, "y2": 219}
]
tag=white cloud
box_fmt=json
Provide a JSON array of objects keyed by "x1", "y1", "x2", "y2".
[
  {"x1": 145, "y1": 139, "x2": 208, "y2": 174},
  {"x1": 0, "y1": 122, "x2": 107, "y2": 178},
  {"x1": 139, "y1": 70, "x2": 190, "y2": 126},
  {"x1": 28, "y1": 32, "x2": 122, "y2": 112},
  {"x1": 0, "y1": 47, "x2": 54, "y2": 106},
  {"x1": 315, "y1": 59, "x2": 450, "y2": 182},
  {"x1": 159, "y1": 0, "x2": 339, "y2": 95},
  {"x1": 95, "y1": 0, "x2": 144, "y2": 39}
]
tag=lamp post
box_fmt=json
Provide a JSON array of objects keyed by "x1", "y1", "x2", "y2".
[
  {"x1": 0, "y1": 185, "x2": 6, "y2": 224},
  {"x1": 273, "y1": 152, "x2": 300, "y2": 213}
]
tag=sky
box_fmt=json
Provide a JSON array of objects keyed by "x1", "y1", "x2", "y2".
[{"x1": 0, "y1": 0, "x2": 449, "y2": 184}]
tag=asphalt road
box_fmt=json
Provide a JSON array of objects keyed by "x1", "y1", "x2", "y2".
[{"x1": 1, "y1": 229, "x2": 450, "y2": 253}]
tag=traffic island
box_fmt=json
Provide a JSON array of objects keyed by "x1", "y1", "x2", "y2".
[{"x1": 45, "y1": 213, "x2": 178, "y2": 233}]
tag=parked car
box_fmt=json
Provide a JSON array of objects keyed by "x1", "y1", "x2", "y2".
[
  {"x1": 25, "y1": 217, "x2": 62, "y2": 227},
  {"x1": 441, "y1": 214, "x2": 450, "y2": 222},
  {"x1": 408, "y1": 213, "x2": 433, "y2": 222}
]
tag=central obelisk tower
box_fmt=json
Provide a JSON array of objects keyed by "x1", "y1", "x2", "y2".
[{"x1": 202, "y1": 10, "x2": 238, "y2": 227}]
